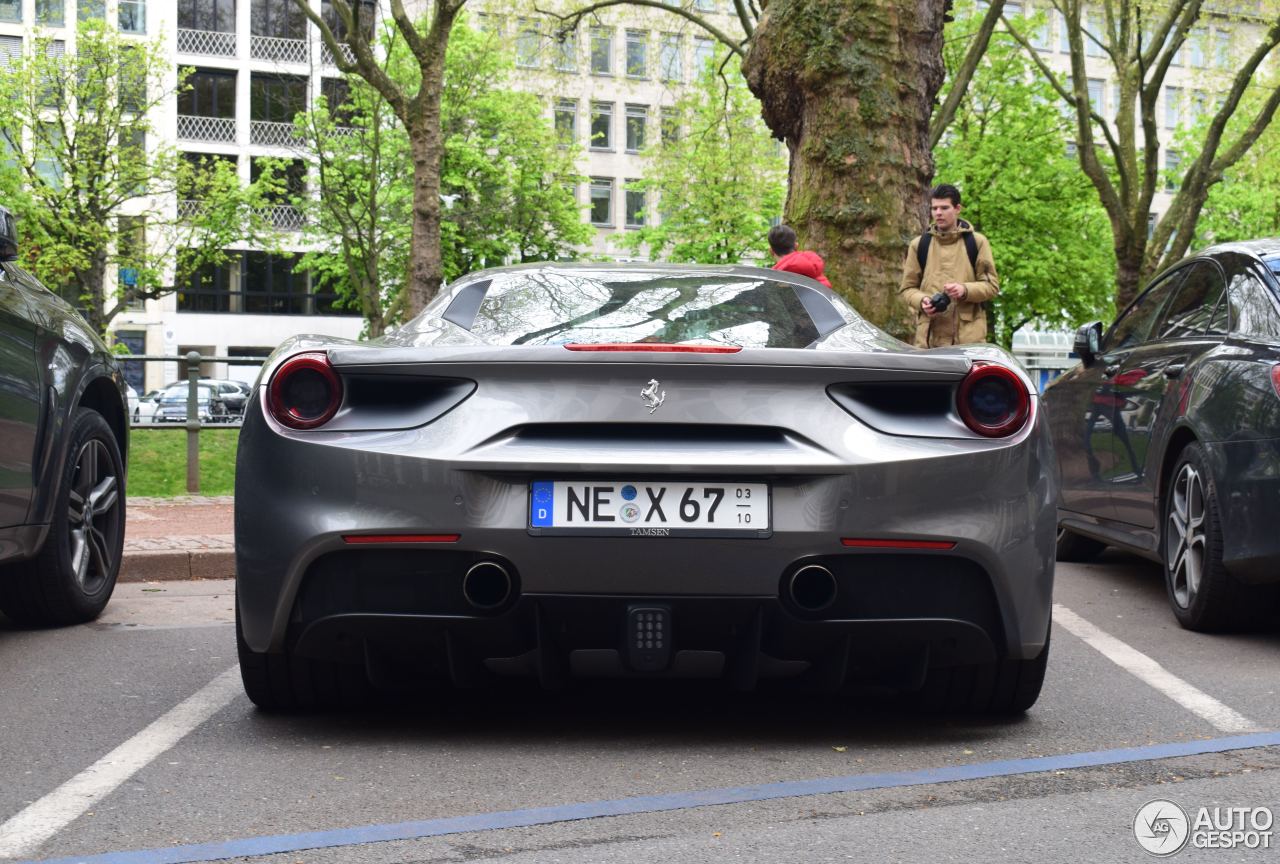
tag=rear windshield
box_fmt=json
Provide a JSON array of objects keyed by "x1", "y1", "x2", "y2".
[{"x1": 461, "y1": 270, "x2": 824, "y2": 348}]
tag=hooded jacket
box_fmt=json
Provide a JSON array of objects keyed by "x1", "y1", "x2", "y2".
[
  {"x1": 899, "y1": 220, "x2": 999, "y2": 348},
  {"x1": 773, "y1": 250, "x2": 832, "y2": 288}
]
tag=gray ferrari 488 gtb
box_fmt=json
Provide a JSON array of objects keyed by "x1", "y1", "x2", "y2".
[{"x1": 235, "y1": 264, "x2": 1056, "y2": 712}]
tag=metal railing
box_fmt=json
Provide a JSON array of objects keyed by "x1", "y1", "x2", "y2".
[
  {"x1": 320, "y1": 42, "x2": 355, "y2": 65},
  {"x1": 177, "y1": 28, "x2": 237, "y2": 57},
  {"x1": 125, "y1": 352, "x2": 262, "y2": 493},
  {"x1": 251, "y1": 34, "x2": 307, "y2": 63},
  {"x1": 177, "y1": 114, "x2": 237, "y2": 143},
  {"x1": 254, "y1": 203, "x2": 305, "y2": 231},
  {"x1": 249, "y1": 119, "x2": 303, "y2": 147}
]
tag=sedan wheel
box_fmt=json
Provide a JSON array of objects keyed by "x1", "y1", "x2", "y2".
[
  {"x1": 1162, "y1": 442, "x2": 1276, "y2": 632},
  {"x1": 0, "y1": 408, "x2": 126, "y2": 626}
]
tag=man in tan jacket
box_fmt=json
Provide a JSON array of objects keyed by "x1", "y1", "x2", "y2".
[{"x1": 899, "y1": 184, "x2": 1000, "y2": 348}]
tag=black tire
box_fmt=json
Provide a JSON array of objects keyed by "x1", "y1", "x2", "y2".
[
  {"x1": 236, "y1": 595, "x2": 372, "y2": 711},
  {"x1": 912, "y1": 626, "x2": 1050, "y2": 715},
  {"x1": 1055, "y1": 526, "x2": 1106, "y2": 562},
  {"x1": 1162, "y1": 442, "x2": 1278, "y2": 632},
  {"x1": 0, "y1": 409, "x2": 126, "y2": 626}
]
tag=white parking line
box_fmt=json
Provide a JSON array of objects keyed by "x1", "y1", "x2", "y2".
[
  {"x1": 1053, "y1": 604, "x2": 1261, "y2": 734},
  {"x1": 0, "y1": 665, "x2": 242, "y2": 859}
]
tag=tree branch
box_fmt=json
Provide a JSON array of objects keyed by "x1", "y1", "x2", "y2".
[{"x1": 931, "y1": 0, "x2": 1005, "y2": 149}]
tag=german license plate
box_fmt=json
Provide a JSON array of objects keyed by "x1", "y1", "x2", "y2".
[{"x1": 529, "y1": 480, "x2": 770, "y2": 537}]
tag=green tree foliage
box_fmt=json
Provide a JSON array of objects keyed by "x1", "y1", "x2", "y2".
[
  {"x1": 619, "y1": 58, "x2": 785, "y2": 264},
  {"x1": 292, "y1": 18, "x2": 589, "y2": 335},
  {"x1": 0, "y1": 22, "x2": 274, "y2": 333},
  {"x1": 936, "y1": 9, "x2": 1115, "y2": 346},
  {"x1": 1190, "y1": 78, "x2": 1280, "y2": 245}
]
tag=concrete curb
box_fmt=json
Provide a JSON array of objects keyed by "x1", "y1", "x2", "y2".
[{"x1": 120, "y1": 549, "x2": 235, "y2": 582}]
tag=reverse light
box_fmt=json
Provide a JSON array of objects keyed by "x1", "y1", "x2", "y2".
[
  {"x1": 956, "y1": 362, "x2": 1031, "y2": 438},
  {"x1": 268, "y1": 352, "x2": 343, "y2": 430},
  {"x1": 563, "y1": 343, "x2": 742, "y2": 354}
]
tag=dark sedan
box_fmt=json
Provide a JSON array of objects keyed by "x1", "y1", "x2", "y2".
[
  {"x1": 1045, "y1": 241, "x2": 1280, "y2": 631},
  {"x1": 0, "y1": 206, "x2": 129, "y2": 625}
]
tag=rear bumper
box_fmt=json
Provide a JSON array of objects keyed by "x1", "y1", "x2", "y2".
[
  {"x1": 1205, "y1": 437, "x2": 1280, "y2": 585},
  {"x1": 235, "y1": 394, "x2": 1054, "y2": 670}
]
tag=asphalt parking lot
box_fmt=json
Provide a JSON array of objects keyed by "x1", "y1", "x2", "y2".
[{"x1": 1, "y1": 551, "x2": 1277, "y2": 864}]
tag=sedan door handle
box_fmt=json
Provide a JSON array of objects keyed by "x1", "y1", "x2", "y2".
[
  {"x1": 1104, "y1": 364, "x2": 1120, "y2": 377},
  {"x1": 1164, "y1": 363, "x2": 1186, "y2": 379}
]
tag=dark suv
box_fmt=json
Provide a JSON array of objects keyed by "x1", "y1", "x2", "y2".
[{"x1": 0, "y1": 205, "x2": 129, "y2": 625}]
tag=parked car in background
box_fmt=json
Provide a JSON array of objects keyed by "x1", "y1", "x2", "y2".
[
  {"x1": 132, "y1": 389, "x2": 162, "y2": 424},
  {"x1": 212, "y1": 379, "x2": 251, "y2": 416},
  {"x1": 1044, "y1": 240, "x2": 1280, "y2": 631},
  {"x1": 153, "y1": 382, "x2": 229, "y2": 423},
  {"x1": 235, "y1": 263, "x2": 1056, "y2": 712},
  {"x1": 0, "y1": 205, "x2": 129, "y2": 625}
]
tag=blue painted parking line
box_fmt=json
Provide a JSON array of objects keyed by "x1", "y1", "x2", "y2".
[{"x1": 22, "y1": 730, "x2": 1280, "y2": 864}]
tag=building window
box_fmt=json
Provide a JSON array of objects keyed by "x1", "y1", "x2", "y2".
[
  {"x1": 36, "y1": 0, "x2": 64, "y2": 26},
  {"x1": 661, "y1": 106, "x2": 679, "y2": 144},
  {"x1": 1165, "y1": 150, "x2": 1181, "y2": 192},
  {"x1": 1087, "y1": 78, "x2": 1104, "y2": 115},
  {"x1": 590, "y1": 101, "x2": 612, "y2": 150},
  {"x1": 243, "y1": 252, "x2": 308, "y2": 314},
  {"x1": 1214, "y1": 29, "x2": 1230, "y2": 69},
  {"x1": 1084, "y1": 12, "x2": 1104, "y2": 57},
  {"x1": 1057, "y1": 10, "x2": 1069, "y2": 53},
  {"x1": 1147, "y1": 212, "x2": 1158, "y2": 240},
  {"x1": 250, "y1": 73, "x2": 307, "y2": 122},
  {"x1": 625, "y1": 181, "x2": 645, "y2": 228},
  {"x1": 78, "y1": 0, "x2": 106, "y2": 21},
  {"x1": 252, "y1": 0, "x2": 305, "y2": 40},
  {"x1": 625, "y1": 104, "x2": 647, "y2": 153},
  {"x1": 0, "y1": 0, "x2": 21, "y2": 23},
  {"x1": 693, "y1": 36, "x2": 715, "y2": 72},
  {"x1": 1065, "y1": 140, "x2": 1077, "y2": 160},
  {"x1": 516, "y1": 18, "x2": 541, "y2": 68},
  {"x1": 625, "y1": 29, "x2": 648, "y2": 77},
  {"x1": 1164, "y1": 86, "x2": 1181, "y2": 129},
  {"x1": 119, "y1": 0, "x2": 145, "y2": 32},
  {"x1": 590, "y1": 27, "x2": 612, "y2": 75},
  {"x1": 179, "y1": 0, "x2": 235, "y2": 32},
  {"x1": 118, "y1": 127, "x2": 146, "y2": 194},
  {"x1": 180, "y1": 69, "x2": 236, "y2": 117},
  {"x1": 1188, "y1": 26, "x2": 1206, "y2": 67},
  {"x1": 251, "y1": 157, "x2": 306, "y2": 201},
  {"x1": 1031, "y1": 7, "x2": 1051, "y2": 51},
  {"x1": 177, "y1": 253, "x2": 234, "y2": 312},
  {"x1": 322, "y1": 77, "x2": 352, "y2": 123},
  {"x1": 0, "y1": 35, "x2": 21, "y2": 65},
  {"x1": 554, "y1": 98, "x2": 577, "y2": 145},
  {"x1": 693, "y1": 0, "x2": 716, "y2": 10},
  {"x1": 590, "y1": 177, "x2": 613, "y2": 226},
  {"x1": 659, "y1": 33, "x2": 682, "y2": 82},
  {"x1": 553, "y1": 30, "x2": 577, "y2": 71}
]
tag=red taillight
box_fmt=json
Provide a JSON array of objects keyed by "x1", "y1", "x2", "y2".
[
  {"x1": 268, "y1": 352, "x2": 342, "y2": 430},
  {"x1": 563, "y1": 343, "x2": 742, "y2": 353},
  {"x1": 957, "y1": 362, "x2": 1031, "y2": 438},
  {"x1": 1272, "y1": 364, "x2": 1280, "y2": 400}
]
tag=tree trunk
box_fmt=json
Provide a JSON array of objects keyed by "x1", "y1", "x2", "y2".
[
  {"x1": 407, "y1": 122, "x2": 445, "y2": 318},
  {"x1": 743, "y1": 0, "x2": 946, "y2": 340},
  {"x1": 79, "y1": 250, "x2": 110, "y2": 335}
]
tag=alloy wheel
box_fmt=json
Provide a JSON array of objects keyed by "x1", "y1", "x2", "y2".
[
  {"x1": 1166, "y1": 462, "x2": 1206, "y2": 610},
  {"x1": 67, "y1": 438, "x2": 121, "y2": 594}
]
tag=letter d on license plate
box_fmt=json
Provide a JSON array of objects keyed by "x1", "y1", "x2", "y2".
[{"x1": 529, "y1": 480, "x2": 770, "y2": 537}]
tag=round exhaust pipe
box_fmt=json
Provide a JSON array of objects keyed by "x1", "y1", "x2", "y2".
[
  {"x1": 788, "y1": 564, "x2": 838, "y2": 613},
  {"x1": 462, "y1": 561, "x2": 513, "y2": 610}
]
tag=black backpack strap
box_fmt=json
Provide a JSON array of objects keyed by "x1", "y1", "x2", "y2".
[{"x1": 917, "y1": 226, "x2": 980, "y2": 276}]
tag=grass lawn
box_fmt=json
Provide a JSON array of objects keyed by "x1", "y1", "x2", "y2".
[{"x1": 128, "y1": 428, "x2": 239, "y2": 498}]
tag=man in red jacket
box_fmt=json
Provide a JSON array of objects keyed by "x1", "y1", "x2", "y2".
[{"x1": 768, "y1": 224, "x2": 832, "y2": 288}]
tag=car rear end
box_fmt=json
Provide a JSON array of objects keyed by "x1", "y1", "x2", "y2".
[{"x1": 235, "y1": 338, "x2": 1055, "y2": 697}]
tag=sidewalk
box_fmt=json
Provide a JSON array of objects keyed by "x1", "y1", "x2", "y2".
[{"x1": 121, "y1": 496, "x2": 234, "y2": 582}]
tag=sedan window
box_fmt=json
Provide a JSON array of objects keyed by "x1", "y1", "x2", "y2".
[
  {"x1": 1153, "y1": 261, "x2": 1227, "y2": 340},
  {"x1": 1105, "y1": 270, "x2": 1184, "y2": 351},
  {"x1": 1230, "y1": 272, "x2": 1280, "y2": 342}
]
